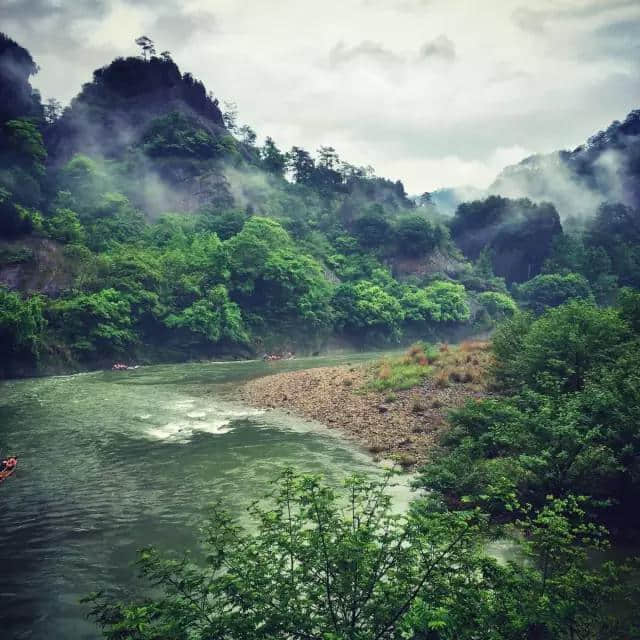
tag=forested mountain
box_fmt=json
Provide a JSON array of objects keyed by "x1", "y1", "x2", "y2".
[
  {"x1": 490, "y1": 109, "x2": 640, "y2": 217},
  {"x1": 1, "y1": 32, "x2": 639, "y2": 378}
]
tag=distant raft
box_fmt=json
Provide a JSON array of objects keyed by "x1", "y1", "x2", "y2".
[{"x1": 0, "y1": 457, "x2": 18, "y2": 484}]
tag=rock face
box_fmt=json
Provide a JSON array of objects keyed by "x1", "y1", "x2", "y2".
[{"x1": 0, "y1": 237, "x2": 75, "y2": 295}]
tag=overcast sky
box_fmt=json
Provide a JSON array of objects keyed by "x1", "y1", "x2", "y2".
[{"x1": 4, "y1": 0, "x2": 640, "y2": 192}]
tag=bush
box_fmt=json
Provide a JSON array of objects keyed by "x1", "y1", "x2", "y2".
[
  {"x1": 87, "y1": 471, "x2": 640, "y2": 640},
  {"x1": 516, "y1": 272, "x2": 592, "y2": 314},
  {"x1": 477, "y1": 291, "x2": 517, "y2": 320},
  {"x1": 393, "y1": 215, "x2": 441, "y2": 256},
  {"x1": 422, "y1": 280, "x2": 470, "y2": 324},
  {"x1": 493, "y1": 301, "x2": 630, "y2": 392}
]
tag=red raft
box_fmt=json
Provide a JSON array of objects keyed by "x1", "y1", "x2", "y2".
[{"x1": 0, "y1": 457, "x2": 18, "y2": 484}]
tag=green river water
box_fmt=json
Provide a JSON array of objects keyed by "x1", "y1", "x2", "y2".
[{"x1": 0, "y1": 353, "x2": 414, "y2": 639}]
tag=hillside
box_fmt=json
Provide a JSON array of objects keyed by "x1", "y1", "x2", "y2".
[
  {"x1": 1, "y1": 32, "x2": 639, "y2": 379},
  {"x1": 490, "y1": 109, "x2": 640, "y2": 217}
]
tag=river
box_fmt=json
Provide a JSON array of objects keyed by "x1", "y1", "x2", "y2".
[{"x1": 0, "y1": 353, "x2": 409, "y2": 639}]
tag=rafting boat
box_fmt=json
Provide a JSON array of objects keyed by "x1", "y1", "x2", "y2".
[{"x1": 0, "y1": 458, "x2": 18, "y2": 484}]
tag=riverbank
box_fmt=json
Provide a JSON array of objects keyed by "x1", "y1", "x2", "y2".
[{"x1": 239, "y1": 342, "x2": 492, "y2": 468}]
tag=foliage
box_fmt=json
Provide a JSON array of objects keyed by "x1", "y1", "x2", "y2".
[
  {"x1": 86, "y1": 471, "x2": 640, "y2": 640},
  {"x1": 393, "y1": 215, "x2": 443, "y2": 257},
  {"x1": 0, "y1": 287, "x2": 45, "y2": 361},
  {"x1": 48, "y1": 288, "x2": 135, "y2": 357},
  {"x1": 141, "y1": 112, "x2": 224, "y2": 159},
  {"x1": 45, "y1": 207, "x2": 85, "y2": 244},
  {"x1": 333, "y1": 280, "x2": 404, "y2": 339},
  {"x1": 352, "y1": 205, "x2": 392, "y2": 249},
  {"x1": 492, "y1": 300, "x2": 630, "y2": 392},
  {"x1": 422, "y1": 297, "x2": 640, "y2": 532},
  {"x1": 421, "y1": 281, "x2": 470, "y2": 324},
  {"x1": 164, "y1": 284, "x2": 248, "y2": 345},
  {"x1": 450, "y1": 196, "x2": 562, "y2": 283},
  {"x1": 515, "y1": 272, "x2": 592, "y2": 314},
  {"x1": 476, "y1": 291, "x2": 517, "y2": 320}
]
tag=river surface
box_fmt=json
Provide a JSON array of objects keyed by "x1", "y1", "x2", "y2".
[{"x1": 0, "y1": 353, "x2": 408, "y2": 639}]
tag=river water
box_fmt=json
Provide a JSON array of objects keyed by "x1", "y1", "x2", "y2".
[{"x1": 0, "y1": 353, "x2": 407, "y2": 639}]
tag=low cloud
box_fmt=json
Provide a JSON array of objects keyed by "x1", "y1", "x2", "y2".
[
  {"x1": 418, "y1": 35, "x2": 455, "y2": 61},
  {"x1": 2, "y1": 0, "x2": 639, "y2": 194},
  {"x1": 328, "y1": 41, "x2": 402, "y2": 68}
]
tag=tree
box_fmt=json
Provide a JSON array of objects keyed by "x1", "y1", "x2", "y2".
[
  {"x1": 86, "y1": 470, "x2": 483, "y2": 640},
  {"x1": 515, "y1": 272, "x2": 592, "y2": 314},
  {"x1": 0, "y1": 287, "x2": 46, "y2": 363},
  {"x1": 45, "y1": 207, "x2": 85, "y2": 244},
  {"x1": 222, "y1": 100, "x2": 238, "y2": 132},
  {"x1": 450, "y1": 196, "x2": 562, "y2": 283},
  {"x1": 226, "y1": 217, "x2": 291, "y2": 294},
  {"x1": 287, "y1": 146, "x2": 315, "y2": 184},
  {"x1": 164, "y1": 284, "x2": 248, "y2": 345},
  {"x1": 492, "y1": 301, "x2": 630, "y2": 392},
  {"x1": 43, "y1": 97, "x2": 62, "y2": 124},
  {"x1": 86, "y1": 472, "x2": 640, "y2": 640},
  {"x1": 261, "y1": 137, "x2": 287, "y2": 176},
  {"x1": 48, "y1": 288, "x2": 136, "y2": 357},
  {"x1": 422, "y1": 281, "x2": 470, "y2": 323},
  {"x1": 394, "y1": 215, "x2": 441, "y2": 257},
  {"x1": 352, "y1": 206, "x2": 392, "y2": 249},
  {"x1": 333, "y1": 280, "x2": 404, "y2": 338},
  {"x1": 238, "y1": 124, "x2": 257, "y2": 146},
  {"x1": 135, "y1": 36, "x2": 156, "y2": 60},
  {"x1": 477, "y1": 291, "x2": 517, "y2": 320},
  {"x1": 259, "y1": 249, "x2": 334, "y2": 329}
]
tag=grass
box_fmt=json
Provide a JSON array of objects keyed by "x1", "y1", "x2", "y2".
[
  {"x1": 367, "y1": 343, "x2": 436, "y2": 392},
  {"x1": 368, "y1": 340, "x2": 491, "y2": 393}
]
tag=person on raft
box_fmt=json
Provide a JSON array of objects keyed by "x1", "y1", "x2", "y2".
[{"x1": 0, "y1": 457, "x2": 17, "y2": 472}]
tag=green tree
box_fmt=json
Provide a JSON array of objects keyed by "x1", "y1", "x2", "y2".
[
  {"x1": 477, "y1": 291, "x2": 517, "y2": 320},
  {"x1": 164, "y1": 284, "x2": 248, "y2": 345},
  {"x1": 0, "y1": 287, "x2": 46, "y2": 362},
  {"x1": 48, "y1": 288, "x2": 135, "y2": 357},
  {"x1": 494, "y1": 301, "x2": 630, "y2": 392},
  {"x1": 394, "y1": 215, "x2": 441, "y2": 257},
  {"x1": 86, "y1": 470, "x2": 484, "y2": 640},
  {"x1": 261, "y1": 136, "x2": 287, "y2": 176},
  {"x1": 352, "y1": 206, "x2": 392, "y2": 249},
  {"x1": 45, "y1": 207, "x2": 85, "y2": 244},
  {"x1": 422, "y1": 281, "x2": 470, "y2": 323},
  {"x1": 226, "y1": 217, "x2": 291, "y2": 294},
  {"x1": 516, "y1": 272, "x2": 592, "y2": 314},
  {"x1": 333, "y1": 280, "x2": 404, "y2": 338},
  {"x1": 86, "y1": 472, "x2": 640, "y2": 640}
]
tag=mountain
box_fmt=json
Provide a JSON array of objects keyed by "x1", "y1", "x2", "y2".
[{"x1": 489, "y1": 109, "x2": 640, "y2": 217}]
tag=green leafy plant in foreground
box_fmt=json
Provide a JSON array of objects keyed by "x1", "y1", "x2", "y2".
[{"x1": 85, "y1": 471, "x2": 639, "y2": 640}]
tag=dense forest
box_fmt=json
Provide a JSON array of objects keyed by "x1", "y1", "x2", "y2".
[{"x1": 1, "y1": 32, "x2": 639, "y2": 378}]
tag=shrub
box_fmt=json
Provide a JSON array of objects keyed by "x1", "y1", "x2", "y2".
[
  {"x1": 477, "y1": 291, "x2": 517, "y2": 320},
  {"x1": 515, "y1": 272, "x2": 592, "y2": 314}
]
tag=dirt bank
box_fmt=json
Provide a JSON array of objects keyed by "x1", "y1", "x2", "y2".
[{"x1": 239, "y1": 346, "x2": 491, "y2": 468}]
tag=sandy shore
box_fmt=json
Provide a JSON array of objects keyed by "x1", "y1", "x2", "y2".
[{"x1": 239, "y1": 357, "x2": 489, "y2": 468}]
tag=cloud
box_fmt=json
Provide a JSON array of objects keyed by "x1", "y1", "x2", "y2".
[
  {"x1": 418, "y1": 35, "x2": 455, "y2": 61},
  {"x1": 2, "y1": 0, "x2": 639, "y2": 194},
  {"x1": 152, "y1": 10, "x2": 217, "y2": 46},
  {"x1": 328, "y1": 40, "x2": 403, "y2": 68}
]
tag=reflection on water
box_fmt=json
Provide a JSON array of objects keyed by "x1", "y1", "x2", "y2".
[{"x1": 0, "y1": 353, "x2": 409, "y2": 639}]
